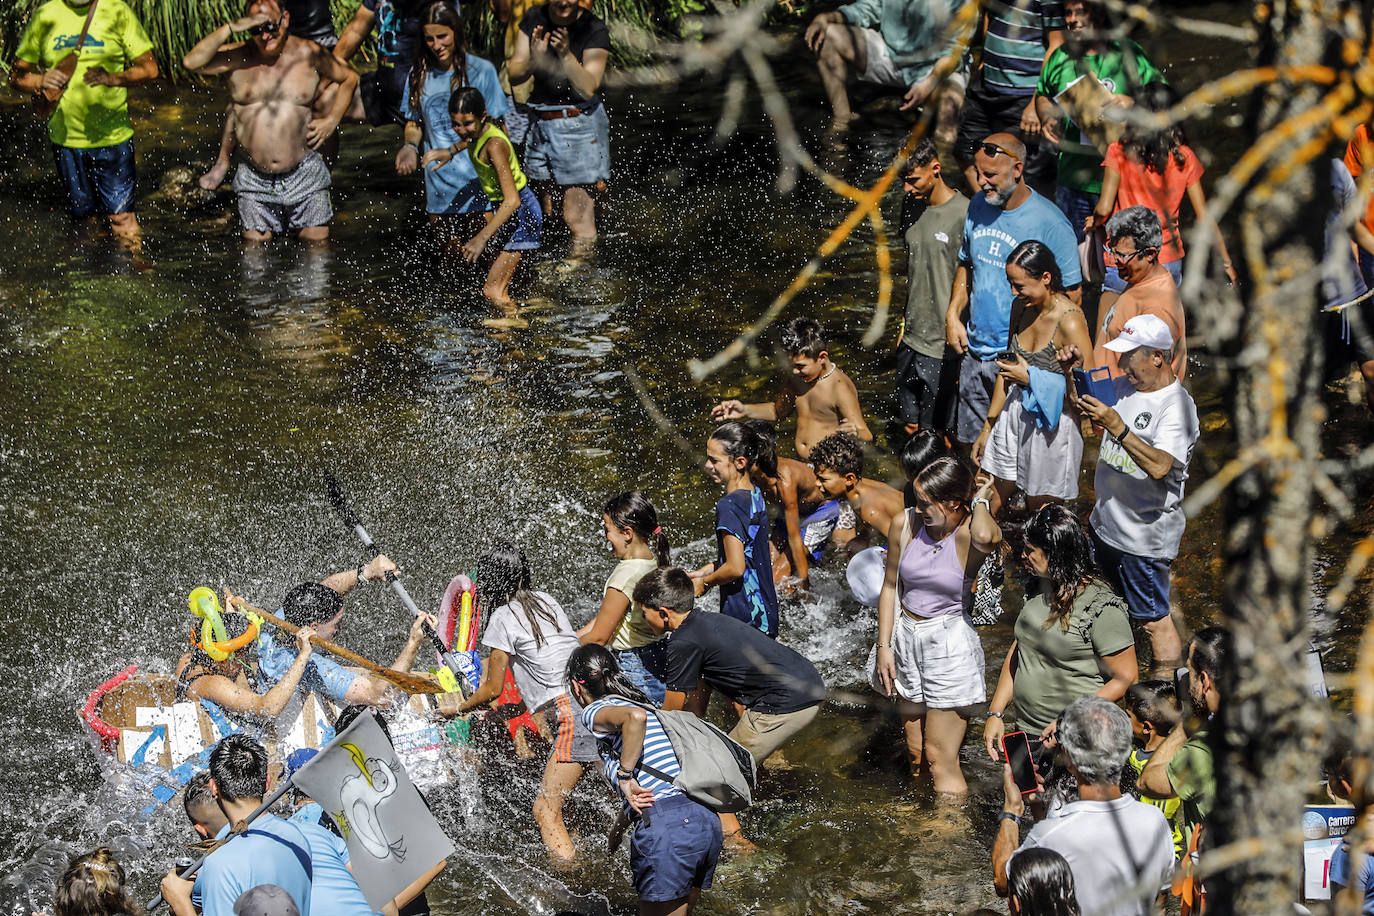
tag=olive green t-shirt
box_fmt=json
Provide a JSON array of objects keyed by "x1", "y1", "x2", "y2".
[
  {"x1": 1166, "y1": 727, "x2": 1214, "y2": 848},
  {"x1": 605, "y1": 557, "x2": 662, "y2": 651},
  {"x1": 902, "y1": 192, "x2": 969, "y2": 358},
  {"x1": 1012, "y1": 579, "x2": 1135, "y2": 733}
]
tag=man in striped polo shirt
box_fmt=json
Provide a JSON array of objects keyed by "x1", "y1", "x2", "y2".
[{"x1": 953, "y1": 0, "x2": 1065, "y2": 194}]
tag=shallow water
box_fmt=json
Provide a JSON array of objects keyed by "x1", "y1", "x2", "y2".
[{"x1": 0, "y1": 5, "x2": 1370, "y2": 914}]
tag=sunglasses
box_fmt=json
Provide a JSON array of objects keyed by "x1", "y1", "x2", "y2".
[
  {"x1": 1104, "y1": 243, "x2": 1158, "y2": 264},
  {"x1": 979, "y1": 141, "x2": 1021, "y2": 163},
  {"x1": 249, "y1": 13, "x2": 284, "y2": 37}
]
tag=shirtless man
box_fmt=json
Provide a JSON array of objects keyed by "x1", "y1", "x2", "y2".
[
  {"x1": 711, "y1": 317, "x2": 873, "y2": 460},
  {"x1": 744, "y1": 421, "x2": 840, "y2": 589},
  {"x1": 808, "y1": 431, "x2": 905, "y2": 553},
  {"x1": 184, "y1": 0, "x2": 358, "y2": 243}
]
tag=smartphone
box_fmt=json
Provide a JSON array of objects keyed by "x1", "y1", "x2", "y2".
[
  {"x1": 995, "y1": 350, "x2": 1017, "y2": 363},
  {"x1": 1174, "y1": 666, "x2": 1191, "y2": 718},
  {"x1": 1002, "y1": 730, "x2": 1038, "y2": 795}
]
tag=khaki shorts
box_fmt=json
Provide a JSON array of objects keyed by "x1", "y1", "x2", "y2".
[{"x1": 728, "y1": 703, "x2": 821, "y2": 763}]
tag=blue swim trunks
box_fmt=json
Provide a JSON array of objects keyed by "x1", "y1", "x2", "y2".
[
  {"x1": 489, "y1": 185, "x2": 543, "y2": 252},
  {"x1": 53, "y1": 139, "x2": 137, "y2": 218},
  {"x1": 770, "y1": 499, "x2": 843, "y2": 563}
]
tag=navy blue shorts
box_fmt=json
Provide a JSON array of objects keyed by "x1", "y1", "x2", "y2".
[
  {"x1": 1090, "y1": 527, "x2": 1173, "y2": 622},
  {"x1": 53, "y1": 139, "x2": 137, "y2": 218},
  {"x1": 629, "y1": 794, "x2": 723, "y2": 903},
  {"x1": 490, "y1": 185, "x2": 543, "y2": 252}
]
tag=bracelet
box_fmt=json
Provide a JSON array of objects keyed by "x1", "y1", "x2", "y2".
[
  {"x1": 356, "y1": 565, "x2": 368, "y2": 586},
  {"x1": 1113, "y1": 426, "x2": 1130, "y2": 446},
  {"x1": 987, "y1": 710, "x2": 1004, "y2": 719},
  {"x1": 972, "y1": 497, "x2": 992, "y2": 513},
  {"x1": 616, "y1": 766, "x2": 635, "y2": 780},
  {"x1": 405, "y1": 141, "x2": 420, "y2": 153},
  {"x1": 998, "y1": 811, "x2": 1022, "y2": 825}
]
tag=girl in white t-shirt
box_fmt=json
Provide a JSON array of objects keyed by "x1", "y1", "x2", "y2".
[
  {"x1": 453, "y1": 543, "x2": 595, "y2": 861},
  {"x1": 577, "y1": 491, "x2": 672, "y2": 703}
]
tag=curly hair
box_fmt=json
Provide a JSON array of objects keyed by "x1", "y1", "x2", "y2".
[{"x1": 808, "y1": 431, "x2": 864, "y2": 478}]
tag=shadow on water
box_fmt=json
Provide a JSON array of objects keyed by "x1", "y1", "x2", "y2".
[{"x1": 0, "y1": 3, "x2": 1370, "y2": 913}]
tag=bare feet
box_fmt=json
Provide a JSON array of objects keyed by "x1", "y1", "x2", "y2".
[
  {"x1": 723, "y1": 830, "x2": 758, "y2": 854},
  {"x1": 826, "y1": 112, "x2": 861, "y2": 134},
  {"x1": 198, "y1": 159, "x2": 231, "y2": 191}
]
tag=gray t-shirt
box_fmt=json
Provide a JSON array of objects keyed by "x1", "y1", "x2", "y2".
[
  {"x1": 1011, "y1": 795, "x2": 1174, "y2": 916},
  {"x1": 902, "y1": 191, "x2": 969, "y2": 357},
  {"x1": 481, "y1": 591, "x2": 578, "y2": 713}
]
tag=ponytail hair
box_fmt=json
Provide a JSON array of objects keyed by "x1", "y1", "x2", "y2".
[
  {"x1": 604, "y1": 491, "x2": 671, "y2": 567},
  {"x1": 407, "y1": 2, "x2": 469, "y2": 119},
  {"x1": 476, "y1": 542, "x2": 562, "y2": 648},
  {"x1": 1007, "y1": 240, "x2": 1066, "y2": 294},
  {"x1": 743, "y1": 419, "x2": 780, "y2": 478},
  {"x1": 449, "y1": 85, "x2": 487, "y2": 118},
  {"x1": 55, "y1": 847, "x2": 142, "y2": 916},
  {"x1": 710, "y1": 421, "x2": 761, "y2": 471},
  {"x1": 911, "y1": 456, "x2": 974, "y2": 508},
  {"x1": 567, "y1": 644, "x2": 651, "y2": 705}
]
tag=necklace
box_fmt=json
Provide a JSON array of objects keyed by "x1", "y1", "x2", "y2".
[{"x1": 818, "y1": 365, "x2": 836, "y2": 382}]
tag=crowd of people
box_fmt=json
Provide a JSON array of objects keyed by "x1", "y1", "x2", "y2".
[{"x1": 13, "y1": 0, "x2": 1374, "y2": 913}]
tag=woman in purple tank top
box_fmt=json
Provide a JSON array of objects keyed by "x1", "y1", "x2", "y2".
[{"x1": 873, "y1": 457, "x2": 1001, "y2": 800}]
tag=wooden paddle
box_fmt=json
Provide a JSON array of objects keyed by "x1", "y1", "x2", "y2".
[
  {"x1": 230, "y1": 600, "x2": 444, "y2": 695},
  {"x1": 34, "y1": 0, "x2": 100, "y2": 119}
]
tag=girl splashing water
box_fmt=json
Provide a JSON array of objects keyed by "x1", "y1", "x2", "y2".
[{"x1": 422, "y1": 87, "x2": 543, "y2": 326}]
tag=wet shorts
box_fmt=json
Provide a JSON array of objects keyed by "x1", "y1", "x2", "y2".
[
  {"x1": 771, "y1": 499, "x2": 842, "y2": 563},
  {"x1": 629, "y1": 794, "x2": 723, "y2": 903},
  {"x1": 524, "y1": 100, "x2": 610, "y2": 187},
  {"x1": 1090, "y1": 527, "x2": 1173, "y2": 622},
  {"x1": 489, "y1": 185, "x2": 544, "y2": 252},
  {"x1": 541, "y1": 691, "x2": 600, "y2": 764},
  {"x1": 729, "y1": 703, "x2": 821, "y2": 763},
  {"x1": 895, "y1": 344, "x2": 960, "y2": 432},
  {"x1": 870, "y1": 611, "x2": 986, "y2": 708},
  {"x1": 234, "y1": 152, "x2": 333, "y2": 234},
  {"x1": 53, "y1": 139, "x2": 137, "y2": 218}
]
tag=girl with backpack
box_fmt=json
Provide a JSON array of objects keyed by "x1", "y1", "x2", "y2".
[
  {"x1": 452, "y1": 543, "x2": 596, "y2": 862},
  {"x1": 568, "y1": 644, "x2": 723, "y2": 916}
]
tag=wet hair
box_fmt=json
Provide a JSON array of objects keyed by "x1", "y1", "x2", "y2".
[
  {"x1": 908, "y1": 136, "x2": 938, "y2": 170},
  {"x1": 336, "y1": 704, "x2": 393, "y2": 744},
  {"x1": 898, "y1": 430, "x2": 950, "y2": 481},
  {"x1": 281, "y1": 582, "x2": 343, "y2": 631},
  {"x1": 449, "y1": 85, "x2": 487, "y2": 118},
  {"x1": 710, "y1": 421, "x2": 764, "y2": 472},
  {"x1": 780, "y1": 317, "x2": 827, "y2": 359},
  {"x1": 476, "y1": 543, "x2": 562, "y2": 649},
  {"x1": 1105, "y1": 205, "x2": 1164, "y2": 252},
  {"x1": 604, "y1": 491, "x2": 671, "y2": 567},
  {"x1": 566, "y1": 644, "x2": 651, "y2": 704},
  {"x1": 209, "y1": 734, "x2": 268, "y2": 803},
  {"x1": 1007, "y1": 240, "x2": 1066, "y2": 294},
  {"x1": 1057, "y1": 696, "x2": 1133, "y2": 786},
  {"x1": 408, "y1": 2, "x2": 468, "y2": 116},
  {"x1": 1022, "y1": 504, "x2": 1101, "y2": 631},
  {"x1": 631, "y1": 567, "x2": 696, "y2": 616},
  {"x1": 743, "y1": 419, "x2": 781, "y2": 478},
  {"x1": 54, "y1": 847, "x2": 141, "y2": 916},
  {"x1": 808, "y1": 431, "x2": 864, "y2": 479},
  {"x1": 911, "y1": 455, "x2": 973, "y2": 509},
  {"x1": 1123, "y1": 679, "x2": 1180, "y2": 732},
  {"x1": 1120, "y1": 82, "x2": 1188, "y2": 174},
  {"x1": 182, "y1": 771, "x2": 220, "y2": 829},
  {"x1": 1188, "y1": 626, "x2": 1231, "y2": 691},
  {"x1": 1007, "y1": 847, "x2": 1081, "y2": 916}
]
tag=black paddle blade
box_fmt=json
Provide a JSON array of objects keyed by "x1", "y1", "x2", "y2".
[{"x1": 324, "y1": 472, "x2": 362, "y2": 529}]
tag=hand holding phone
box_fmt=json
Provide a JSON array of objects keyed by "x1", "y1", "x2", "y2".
[{"x1": 1002, "y1": 730, "x2": 1039, "y2": 795}]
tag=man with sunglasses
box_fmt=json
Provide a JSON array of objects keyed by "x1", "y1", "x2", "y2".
[
  {"x1": 185, "y1": 0, "x2": 360, "y2": 243},
  {"x1": 945, "y1": 132, "x2": 1081, "y2": 450},
  {"x1": 1090, "y1": 206, "x2": 1187, "y2": 380}
]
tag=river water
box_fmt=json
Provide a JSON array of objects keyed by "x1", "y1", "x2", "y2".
[{"x1": 0, "y1": 5, "x2": 1370, "y2": 914}]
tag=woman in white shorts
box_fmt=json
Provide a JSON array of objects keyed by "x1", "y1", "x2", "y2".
[
  {"x1": 873, "y1": 456, "x2": 1000, "y2": 799},
  {"x1": 972, "y1": 240, "x2": 1095, "y2": 512}
]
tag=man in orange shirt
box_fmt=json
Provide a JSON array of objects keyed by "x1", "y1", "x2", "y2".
[{"x1": 1092, "y1": 206, "x2": 1187, "y2": 380}]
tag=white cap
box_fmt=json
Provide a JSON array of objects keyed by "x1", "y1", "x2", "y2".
[{"x1": 1103, "y1": 314, "x2": 1174, "y2": 353}]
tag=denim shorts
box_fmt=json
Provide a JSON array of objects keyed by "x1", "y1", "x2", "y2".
[
  {"x1": 53, "y1": 139, "x2": 137, "y2": 218},
  {"x1": 615, "y1": 641, "x2": 669, "y2": 705},
  {"x1": 489, "y1": 185, "x2": 543, "y2": 252},
  {"x1": 523, "y1": 100, "x2": 611, "y2": 187},
  {"x1": 629, "y1": 793, "x2": 723, "y2": 903},
  {"x1": 1090, "y1": 527, "x2": 1172, "y2": 621}
]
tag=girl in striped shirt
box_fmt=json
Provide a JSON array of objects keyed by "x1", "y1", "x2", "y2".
[{"x1": 569, "y1": 645, "x2": 723, "y2": 916}]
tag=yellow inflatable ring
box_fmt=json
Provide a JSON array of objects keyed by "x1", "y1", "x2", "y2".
[{"x1": 188, "y1": 587, "x2": 260, "y2": 661}]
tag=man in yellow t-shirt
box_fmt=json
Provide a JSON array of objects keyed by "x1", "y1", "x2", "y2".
[{"x1": 11, "y1": 0, "x2": 158, "y2": 240}]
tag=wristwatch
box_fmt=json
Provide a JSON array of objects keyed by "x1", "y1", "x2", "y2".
[
  {"x1": 972, "y1": 496, "x2": 992, "y2": 513},
  {"x1": 998, "y1": 811, "x2": 1022, "y2": 825},
  {"x1": 356, "y1": 565, "x2": 368, "y2": 586}
]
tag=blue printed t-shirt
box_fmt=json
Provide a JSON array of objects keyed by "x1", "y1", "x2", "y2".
[
  {"x1": 959, "y1": 188, "x2": 1081, "y2": 359},
  {"x1": 981, "y1": 0, "x2": 1065, "y2": 96},
  {"x1": 257, "y1": 630, "x2": 358, "y2": 703},
  {"x1": 715, "y1": 487, "x2": 778, "y2": 638},
  {"x1": 400, "y1": 56, "x2": 510, "y2": 214},
  {"x1": 583, "y1": 695, "x2": 683, "y2": 815},
  {"x1": 192, "y1": 815, "x2": 313, "y2": 916},
  {"x1": 1330, "y1": 842, "x2": 1374, "y2": 914},
  {"x1": 295, "y1": 820, "x2": 376, "y2": 916},
  {"x1": 363, "y1": 0, "x2": 456, "y2": 66}
]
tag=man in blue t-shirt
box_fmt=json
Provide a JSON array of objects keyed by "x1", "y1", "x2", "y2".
[
  {"x1": 944, "y1": 131, "x2": 1081, "y2": 446},
  {"x1": 161, "y1": 735, "x2": 314, "y2": 916}
]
